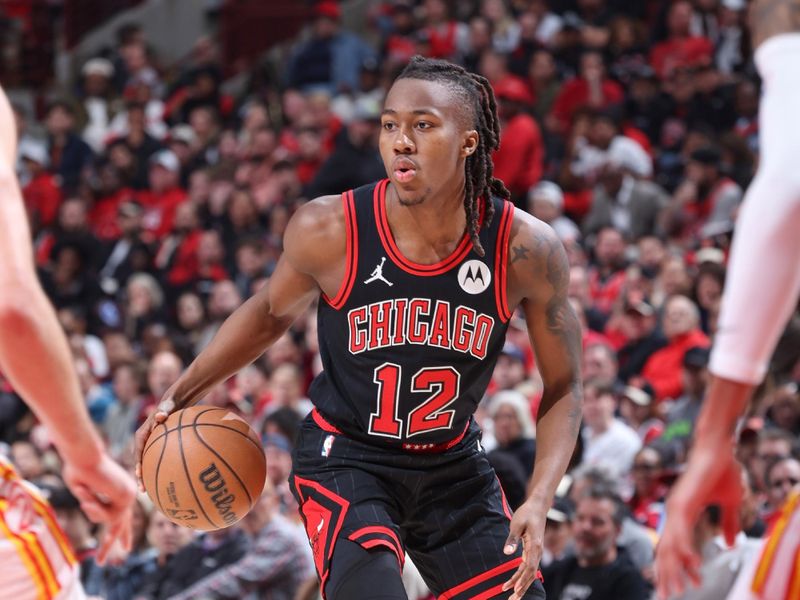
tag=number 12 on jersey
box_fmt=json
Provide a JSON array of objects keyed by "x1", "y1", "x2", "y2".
[{"x1": 369, "y1": 362, "x2": 461, "y2": 439}]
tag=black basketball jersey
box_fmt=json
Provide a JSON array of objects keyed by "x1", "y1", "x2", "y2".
[{"x1": 308, "y1": 179, "x2": 515, "y2": 448}]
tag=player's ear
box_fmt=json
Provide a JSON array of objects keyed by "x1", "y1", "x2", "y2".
[{"x1": 461, "y1": 130, "x2": 479, "y2": 159}]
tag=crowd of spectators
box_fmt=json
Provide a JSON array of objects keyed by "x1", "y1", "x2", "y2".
[{"x1": 2, "y1": 0, "x2": 800, "y2": 598}]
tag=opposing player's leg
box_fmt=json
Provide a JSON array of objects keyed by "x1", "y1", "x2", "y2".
[
  {"x1": 290, "y1": 412, "x2": 407, "y2": 600},
  {"x1": 403, "y1": 429, "x2": 545, "y2": 600}
]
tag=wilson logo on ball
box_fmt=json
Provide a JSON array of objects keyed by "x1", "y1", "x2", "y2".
[{"x1": 199, "y1": 463, "x2": 238, "y2": 525}]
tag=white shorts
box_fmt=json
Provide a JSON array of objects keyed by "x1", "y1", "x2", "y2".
[
  {"x1": 0, "y1": 459, "x2": 85, "y2": 600},
  {"x1": 728, "y1": 491, "x2": 800, "y2": 600}
]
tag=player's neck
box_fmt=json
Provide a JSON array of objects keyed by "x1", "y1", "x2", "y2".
[{"x1": 386, "y1": 179, "x2": 468, "y2": 248}]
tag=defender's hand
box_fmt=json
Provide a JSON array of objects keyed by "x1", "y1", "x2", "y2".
[{"x1": 62, "y1": 453, "x2": 136, "y2": 565}]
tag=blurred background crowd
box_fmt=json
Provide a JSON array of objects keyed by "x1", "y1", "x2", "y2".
[{"x1": 1, "y1": 0, "x2": 799, "y2": 598}]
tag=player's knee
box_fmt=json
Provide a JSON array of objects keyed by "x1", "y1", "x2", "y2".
[{"x1": 326, "y1": 540, "x2": 407, "y2": 600}]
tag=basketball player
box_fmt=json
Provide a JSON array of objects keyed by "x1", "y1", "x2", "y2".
[
  {"x1": 655, "y1": 2, "x2": 800, "y2": 599},
  {"x1": 0, "y1": 86, "x2": 136, "y2": 598},
  {"x1": 135, "y1": 56, "x2": 582, "y2": 600}
]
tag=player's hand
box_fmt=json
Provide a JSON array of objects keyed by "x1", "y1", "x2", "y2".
[
  {"x1": 655, "y1": 447, "x2": 743, "y2": 599},
  {"x1": 133, "y1": 392, "x2": 177, "y2": 493},
  {"x1": 502, "y1": 498, "x2": 546, "y2": 600},
  {"x1": 62, "y1": 453, "x2": 136, "y2": 565}
]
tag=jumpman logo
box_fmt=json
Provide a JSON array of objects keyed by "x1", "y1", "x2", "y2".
[{"x1": 364, "y1": 257, "x2": 393, "y2": 286}]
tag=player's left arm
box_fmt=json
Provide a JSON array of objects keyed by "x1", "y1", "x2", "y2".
[{"x1": 501, "y1": 210, "x2": 583, "y2": 600}]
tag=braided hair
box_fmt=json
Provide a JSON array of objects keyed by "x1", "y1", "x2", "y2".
[{"x1": 396, "y1": 56, "x2": 511, "y2": 257}]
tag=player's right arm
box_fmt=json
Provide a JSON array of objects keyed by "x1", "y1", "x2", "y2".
[
  {"x1": 133, "y1": 194, "x2": 347, "y2": 489},
  {"x1": 0, "y1": 86, "x2": 135, "y2": 562}
]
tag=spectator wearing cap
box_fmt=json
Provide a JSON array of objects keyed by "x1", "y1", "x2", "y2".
[
  {"x1": 618, "y1": 381, "x2": 663, "y2": 444},
  {"x1": 491, "y1": 342, "x2": 528, "y2": 394},
  {"x1": 137, "y1": 149, "x2": 187, "y2": 239},
  {"x1": 580, "y1": 379, "x2": 641, "y2": 477},
  {"x1": 488, "y1": 390, "x2": 537, "y2": 478},
  {"x1": 662, "y1": 145, "x2": 743, "y2": 244},
  {"x1": 583, "y1": 156, "x2": 669, "y2": 241},
  {"x1": 80, "y1": 57, "x2": 117, "y2": 153},
  {"x1": 653, "y1": 345, "x2": 710, "y2": 465},
  {"x1": 543, "y1": 486, "x2": 649, "y2": 600},
  {"x1": 628, "y1": 446, "x2": 668, "y2": 530},
  {"x1": 642, "y1": 296, "x2": 709, "y2": 402},
  {"x1": 492, "y1": 77, "x2": 543, "y2": 203},
  {"x1": 541, "y1": 497, "x2": 574, "y2": 568},
  {"x1": 550, "y1": 50, "x2": 624, "y2": 134},
  {"x1": 616, "y1": 298, "x2": 667, "y2": 382},
  {"x1": 649, "y1": 0, "x2": 713, "y2": 79},
  {"x1": 97, "y1": 200, "x2": 154, "y2": 295},
  {"x1": 381, "y1": 0, "x2": 419, "y2": 68},
  {"x1": 528, "y1": 181, "x2": 580, "y2": 242},
  {"x1": 263, "y1": 432, "x2": 295, "y2": 493},
  {"x1": 44, "y1": 99, "x2": 94, "y2": 193},
  {"x1": 169, "y1": 480, "x2": 314, "y2": 600},
  {"x1": 286, "y1": 1, "x2": 376, "y2": 95},
  {"x1": 20, "y1": 138, "x2": 62, "y2": 229}
]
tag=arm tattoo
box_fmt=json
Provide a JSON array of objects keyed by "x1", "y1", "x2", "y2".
[
  {"x1": 752, "y1": 0, "x2": 800, "y2": 48},
  {"x1": 541, "y1": 233, "x2": 584, "y2": 435},
  {"x1": 511, "y1": 245, "x2": 531, "y2": 263}
]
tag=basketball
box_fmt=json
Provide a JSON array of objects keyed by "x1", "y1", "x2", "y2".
[{"x1": 141, "y1": 405, "x2": 266, "y2": 531}]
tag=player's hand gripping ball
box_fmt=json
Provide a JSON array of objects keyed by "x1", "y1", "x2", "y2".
[{"x1": 141, "y1": 406, "x2": 267, "y2": 530}]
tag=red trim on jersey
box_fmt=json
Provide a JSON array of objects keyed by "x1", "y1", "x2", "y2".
[
  {"x1": 494, "y1": 201, "x2": 514, "y2": 323},
  {"x1": 400, "y1": 420, "x2": 469, "y2": 453},
  {"x1": 359, "y1": 539, "x2": 404, "y2": 567},
  {"x1": 438, "y1": 557, "x2": 522, "y2": 599},
  {"x1": 323, "y1": 190, "x2": 358, "y2": 309},
  {"x1": 496, "y1": 475, "x2": 514, "y2": 521},
  {"x1": 312, "y1": 409, "x2": 343, "y2": 434},
  {"x1": 375, "y1": 179, "x2": 485, "y2": 276},
  {"x1": 349, "y1": 525, "x2": 404, "y2": 564}
]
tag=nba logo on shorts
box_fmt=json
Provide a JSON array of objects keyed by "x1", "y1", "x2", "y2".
[{"x1": 322, "y1": 435, "x2": 335, "y2": 457}]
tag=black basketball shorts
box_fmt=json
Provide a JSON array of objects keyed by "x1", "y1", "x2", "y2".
[{"x1": 290, "y1": 409, "x2": 545, "y2": 599}]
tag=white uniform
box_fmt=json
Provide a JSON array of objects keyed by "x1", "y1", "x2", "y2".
[
  {"x1": 705, "y1": 33, "x2": 800, "y2": 600},
  {"x1": 0, "y1": 458, "x2": 84, "y2": 600}
]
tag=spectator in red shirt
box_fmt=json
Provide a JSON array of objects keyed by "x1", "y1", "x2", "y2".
[
  {"x1": 550, "y1": 50, "x2": 624, "y2": 134},
  {"x1": 628, "y1": 448, "x2": 668, "y2": 530},
  {"x1": 20, "y1": 139, "x2": 62, "y2": 230},
  {"x1": 154, "y1": 201, "x2": 203, "y2": 289},
  {"x1": 588, "y1": 227, "x2": 628, "y2": 315},
  {"x1": 642, "y1": 295, "x2": 709, "y2": 401},
  {"x1": 492, "y1": 78, "x2": 543, "y2": 202},
  {"x1": 649, "y1": 0, "x2": 713, "y2": 79},
  {"x1": 137, "y1": 150, "x2": 187, "y2": 239}
]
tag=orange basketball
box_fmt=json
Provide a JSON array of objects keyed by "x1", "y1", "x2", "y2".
[{"x1": 141, "y1": 405, "x2": 266, "y2": 531}]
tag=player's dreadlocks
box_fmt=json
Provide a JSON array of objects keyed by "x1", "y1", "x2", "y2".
[{"x1": 397, "y1": 56, "x2": 511, "y2": 257}]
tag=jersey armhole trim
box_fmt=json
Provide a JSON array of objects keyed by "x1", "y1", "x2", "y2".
[
  {"x1": 494, "y1": 201, "x2": 514, "y2": 323},
  {"x1": 322, "y1": 190, "x2": 358, "y2": 309}
]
